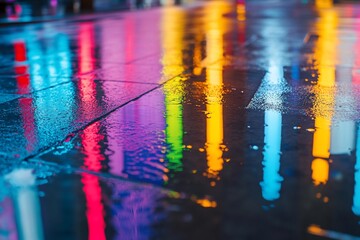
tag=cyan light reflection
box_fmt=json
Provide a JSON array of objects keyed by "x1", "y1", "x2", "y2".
[
  {"x1": 353, "y1": 12, "x2": 360, "y2": 217},
  {"x1": 27, "y1": 33, "x2": 73, "y2": 88},
  {"x1": 261, "y1": 110, "x2": 283, "y2": 201},
  {"x1": 291, "y1": 63, "x2": 300, "y2": 81},
  {"x1": 57, "y1": 34, "x2": 72, "y2": 78},
  {"x1": 25, "y1": 39, "x2": 45, "y2": 87},
  {"x1": 5, "y1": 169, "x2": 44, "y2": 240},
  {"x1": 353, "y1": 124, "x2": 360, "y2": 216},
  {"x1": 28, "y1": 35, "x2": 75, "y2": 144},
  {"x1": 32, "y1": 35, "x2": 72, "y2": 83},
  {"x1": 266, "y1": 62, "x2": 284, "y2": 86},
  {"x1": 330, "y1": 23, "x2": 356, "y2": 155},
  {"x1": 260, "y1": 69, "x2": 284, "y2": 201},
  {"x1": 259, "y1": 18, "x2": 285, "y2": 201},
  {"x1": 330, "y1": 122, "x2": 356, "y2": 155}
]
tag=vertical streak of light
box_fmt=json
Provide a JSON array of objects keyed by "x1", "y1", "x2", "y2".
[
  {"x1": 260, "y1": 67, "x2": 283, "y2": 201},
  {"x1": 193, "y1": 30, "x2": 203, "y2": 76},
  {"x1": 353, "y1": 124, "x2": 360, "y2": 216},
  {"x1": 261, "y1": 110, "x2": 282, "y2": 201},
  {"x1": 258, "y1": 14, "x2": 284, "y2": 201},
  {"x1": 100, "y1": 19, "x2": 125, "y2": 176},
  {"x1": 5, "y1": 169, "x2": 44, "y2": 240},
  {"x1": 81, "y1": 124, "x2": 106, "y2": 240},
  {"x1": 313, "y1": 118, "x2": 331, "y2": 159},
  {"x1": 78, "y1": 23, "x2": 106, "y2": 240},
  {"x1": 124, "y1": 17, "x2": 135, "y2": 92},
  {"x1": 14, "y1": 41, "x2": 36, "y2": 153},
  {"x1": 14, "y1": 41, "x2": 29, "y2": 94},
  {"x1": 162, "y1": 7, "x2": 185, "y2": 172},
  {"x1": 311, "y1": 8, "x2": 338, "y2": 185},
  {"x1": 353, "y1": 7, "x2": 360, "y2": 217},
  {"x1": 205, "y1": 2, "x2": 229, "y2": 176},
  {"x1": 330, "y1": 24, "x2": 356, "y2": 155},
  {"x1": 79, "y1": 23, "x2": 96, "y2": 103},
  {"x1": 26, "y1": 39, "x2": 44, "y2": 89}
]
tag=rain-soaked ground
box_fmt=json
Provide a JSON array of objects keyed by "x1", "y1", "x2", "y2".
[{"x1": 1, "y1": 0, "x2": 360, "y2": 239}]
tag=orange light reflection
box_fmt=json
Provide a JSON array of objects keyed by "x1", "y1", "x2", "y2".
[
  {"x1": 311, "y1": 7, "x2": 338, "y2": 186},
  {"x1": 205, "y1": 2, "x2": 231, "y2": 176}
]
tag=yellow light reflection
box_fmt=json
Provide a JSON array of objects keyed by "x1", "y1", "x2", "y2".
[
  {"x1": 196, "y1": 199, "x2": 217, "y2": 208},
  {"x1": 312, "y1": 158, "x2": 329, "y2": 185},
  {"x1": 162, "y1": 7, "x2": 185, "y2": 173},
  {"x1": 311, "y1": 7, "x2": 338, "y2": 185},
  {"x1": 237, "y1": 2, "x2": 246, "y2": 21},
  {"x1": 312, "y1": 117, "x2": 331, "y2": 159},
  {"x1": 315, "y1": 10, "x2": 338, "y2": 87},
  {"x1": 206, "y1": 101, "x2": 224, "y2": 174},
  {"x1": 204, "y1": 1, "x2": 230, "y2": 176},
  {"x1": 161, "y1": 7, "x2": 185, "y2": 77},
  {"x1": 193, "y1": 32, "x2": 203, "y2": 76},
  {"x1": 315, "y1": 0, "x2": 333, "y2": 9}
]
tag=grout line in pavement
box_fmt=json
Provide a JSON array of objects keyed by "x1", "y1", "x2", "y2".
[
  {"x1": 22, "y1": 71, "x2": 189, "y2": 163},
  {"x1": 74, "y1": 78, "x2": 161, "y2": 85},
  {"x1": 0, "y1": 79, "x2": 74, "y2": 105}
]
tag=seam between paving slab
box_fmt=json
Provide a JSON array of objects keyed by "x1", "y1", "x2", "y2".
[{"x1": 22, "y1": 71, "x2": 190, "y2": 164}]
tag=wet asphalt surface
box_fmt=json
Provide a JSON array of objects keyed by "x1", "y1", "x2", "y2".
[{"x1": 0, "y1": 0, "x2": 360, "y2": 239}]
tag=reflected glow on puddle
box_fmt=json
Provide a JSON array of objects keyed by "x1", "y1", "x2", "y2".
[
  {"x1": 311, "y1": 6, "x2": 337, "y2": 186},
  {"x1": 204, "y1": 1, "x2": 229, "y2": 177},
  {"x1": 162, "y1": 7, "x2": 185, "y2": 173},
  {"x1": 353, "y1": 125, "x2": 360, "y2": 216}
]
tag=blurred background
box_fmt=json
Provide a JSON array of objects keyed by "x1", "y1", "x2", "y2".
[
  {"x1": 0, "y1": 0, "x2": 196, "y2": 21},
  {"x1": 0, "y1": 0, "x2": 359, "y2": 22}
]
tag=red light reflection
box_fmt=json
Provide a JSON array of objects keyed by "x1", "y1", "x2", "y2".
[
  {"x1": 14, "y1": 41, "x2": 30, "y2": 94},
  {"x1": 81, "y1": 124, "x2": 106, "y2": 240},
  {"x1": 353, "y1": 21, "x2": 360, "y2": 84},
  {"x1": 14, "y1": 41, "x2": 35, "y2": 152},
  {"x1": 78, "y1": 23, "x2": 106, "y2": 240},
  {"x1": 79, "y1": 23, "x2": 96, "y2": 102}
]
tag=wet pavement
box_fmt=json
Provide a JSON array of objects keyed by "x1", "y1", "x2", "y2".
[{"x1": 1, "y1": 0, "x2": 360, "y2": 239}]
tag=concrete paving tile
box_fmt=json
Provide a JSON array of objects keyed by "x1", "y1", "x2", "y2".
[{"x1": 0, "y1": 80, "x2": 158, "y2": 160}]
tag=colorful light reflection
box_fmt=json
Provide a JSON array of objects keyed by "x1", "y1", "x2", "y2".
[
  {"x1": 81, "y1": 124, "x2": 106, "y2": 240},
  {"x1": 261, "y1": 109, "x2": 283, "y2": 201},
  {"x1": 205, "y1": 1, "x2": 229, "y2": 176},
  {"x1": 353, "y1": 125, "x2": 360, "y2": 216},
  {"x1": 162, "y1": 7, "x2": 185, "y2": 172},
  {"x1": 311, "y1": 7, "x2": 338, "y2": 186},
  {"x1": 258, "y1": 17, "x2": 286, "y2": 201},
  {"x1": 78, "y1": 22, "x2": 106, "y2": 240}
]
